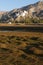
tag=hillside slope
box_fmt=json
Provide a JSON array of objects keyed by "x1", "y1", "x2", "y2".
[{"x1": 0, "y1": 1, "x2": 43, "y2": 23}]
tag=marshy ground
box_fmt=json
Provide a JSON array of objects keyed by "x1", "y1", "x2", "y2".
[{"x1": 0, "y1": 32, "x2": 43, "y2": 65}]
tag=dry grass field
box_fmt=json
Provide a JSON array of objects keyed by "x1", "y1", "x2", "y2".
[{"x1": 0, "y1": 31, "x2": 43, "y2": 65}]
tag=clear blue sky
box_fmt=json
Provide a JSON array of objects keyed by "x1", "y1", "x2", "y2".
[{"x1": 0, "y1": 0, "x2": 39, "y2": 11}]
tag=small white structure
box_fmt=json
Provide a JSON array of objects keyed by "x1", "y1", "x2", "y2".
[{"x1": 8, "y1": 22, "x2": 12, "y2": 24}]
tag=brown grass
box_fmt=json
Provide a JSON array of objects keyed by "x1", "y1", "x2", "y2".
[{"x1": 0, "y1": 31, "x2": 43, "y2": 65}]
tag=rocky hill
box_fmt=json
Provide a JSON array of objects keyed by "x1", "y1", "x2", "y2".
[{"x1": 0, "y1": 1, "x2": 43, "y2": 23}]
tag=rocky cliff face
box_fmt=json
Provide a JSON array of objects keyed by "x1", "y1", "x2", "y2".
[{"x1": 0, "y1": 1, "x2": 43, "y2": 23}]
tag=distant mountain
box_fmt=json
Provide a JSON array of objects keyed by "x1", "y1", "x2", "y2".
[{"x1": 0, "y1": 1, "x2": 43, "y2": 23}]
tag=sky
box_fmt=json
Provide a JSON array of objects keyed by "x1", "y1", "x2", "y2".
[{"x1": 0, "y1": 0, "x2": 39, "y2": 11}]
